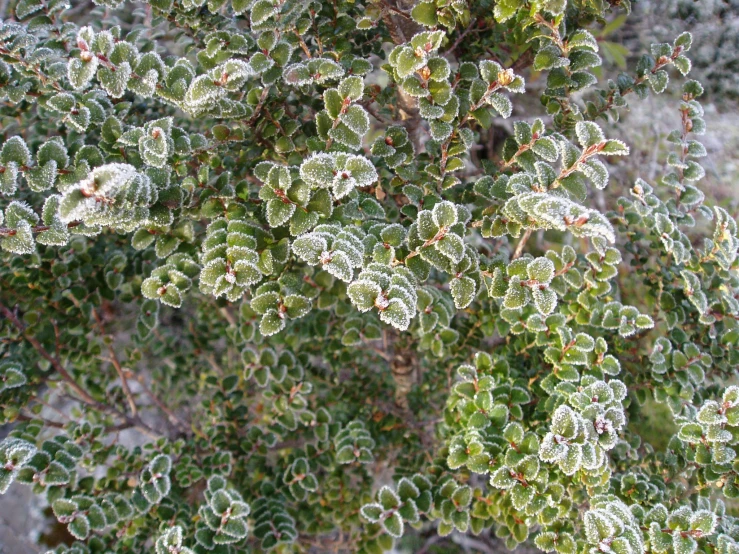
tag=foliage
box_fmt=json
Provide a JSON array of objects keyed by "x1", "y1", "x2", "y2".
[{"x1": 0, "y1": 0, "x2": 738, "y2": 553}]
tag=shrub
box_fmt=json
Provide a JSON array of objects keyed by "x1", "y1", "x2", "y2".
[{"x1": 1, "y1": 1, "x2": 738, "y2": 553}]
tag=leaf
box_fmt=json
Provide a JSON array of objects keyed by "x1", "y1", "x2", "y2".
[
  {"x1": 266, "y1": 199, "x2": 296, "y2": 227},
  {"x1": 361, "y1": 503, "x2": 383, "y2": 523},
  {"x1": 1, "y1": 137, "x2": 31, "y2": 166},
  {"x1": 527, "y1": 258, "x2": 554, "y2": 283},
  {"x1": 532, "y1": 137, "x2": 558, "y2": 162},
  {"x1": 504, "y1": 277, "x2": 527, "y2": 309},
  {"x1": 338, "y1": 75, "x2": 364, "y2": 101},
  {"x1": 292, "y1": 234, "x2": 327, "y2": 265},
  {"x1": 382, "y1": 512, "x2": 404, "y2": 538},
  {"x1": 450, "y1": 276, "x2": 476, "y2": 309},
  {"x1": 488, "y1": 93, "x2": 512, "y2": 118},
  {"x1": 532, "y1": 288, "x2": 557, "y2": 315},
  {"x1": 494, "y1": 0, "x2": 521, "y2": 22},
  {"x1": 432, "y1": 201, "x2": 458, "y2": 227},
  {"x1": 341, "y1": 105, "x2": 370, "y2": 136},
  {"x1": 1, "y1": 221, "x2": 35, "y2": 255},
  {"x1": 411, "y1": 1, "x2": 437, "y2": 26},
  {"x1": 251, "y1": 0, "x2": 277, "y2": 25},
  {"x1": 348, "y1": 280, "x2": 381, "y2": 312},
  {"x1": 575, "y1": 122, "x2": 604, "y2": 148},
  {"x1": 436, "y1": 233, "x2": 464, "y2": 263},
  {"x1": 68, "y1": 56, "x2": 99, "y2": 90},
  {"x1": 98, "y1": 61, "x2": 131, "y2": 98},
  {"x1": 601, "y1": 139, "x2": 629, "y2": 156},
  {"x1": 324, "y1": 250, "x2": 353, "y2": 282},
  {"x1": 379, "y1": 298, "x2": 412, "y2": 330}
]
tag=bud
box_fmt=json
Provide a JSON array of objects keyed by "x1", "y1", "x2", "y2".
[{"x1": 497, "y1": 69, "x2": 515, "y2": 87}]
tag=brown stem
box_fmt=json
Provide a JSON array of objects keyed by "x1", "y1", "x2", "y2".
[
  {"x1": 93, "y1": 310, "x2": 138, "y2": 418},
  {"x1": 123, "y1": 369, "x2": 190, "y2": 433},
  {"x1": 512, "y1": 228, "x2": 533, "y2": 260},
  {"x1": 0, "y1": 302, "x2": 158, "y2": 438},
  {"x1": 0, "y1": 221, "x2": 80, "y2": 237},
  {"x1": 446, "y1": 20, "x2": 478, "y2": 57},
  {"x1": 246, "y1": 86, "x2": 270, "y2": 126}
]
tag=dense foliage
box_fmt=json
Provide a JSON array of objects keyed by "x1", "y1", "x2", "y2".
[{"x1": 1, "y1": 0, "x2": 738, "y2": 553}]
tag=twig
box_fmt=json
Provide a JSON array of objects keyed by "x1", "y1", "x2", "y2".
[
  {"x1": 446, "y1": 19, "x2": 477, "y2": 57},
  {"x1": 295, "y1": 31, "x2": 312, "y2": 58},
  {"x1": 93, "y1": 310, "x2": 139, "y2": 418},
  {"x1": 0, "y1": 221, "x2": 80, "y2": 237},
  {"x1": 512, "y1": 228, "x2": 533, "y2": 260},
  {"x1": 358, "y1": 99, "x2": 390, "y2": 125},
  {"x1": 124, "y1": 370, "x2": 190, "y2": 434},
  {"x1": 246, "y1": 86, "x2": 270, "y2": 126},
  {"x1": 0, "y1": 302, "x2": 158, "y2": 438}
]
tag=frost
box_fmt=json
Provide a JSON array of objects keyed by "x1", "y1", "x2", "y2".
[
  {"x1": 575, "y1": 121, "x2": 605, "y2": 148},
  {"x1": 299, "y1": 153, "x2": 377, "y2": 200},
  {"x1": 58, "y1": 163, "x2": 156, "y2": 230},
  {"x1": 1, "y1": 136, "x2": 31, "y2": 166},
  {"x1": 378, "y1": 297, "x2": 412, "y2": 330},
  {"x1": 98, "y1": 61, "x2": 131, "y2": 98},
  {"x1": 505, "y1": 192, "x2": 616, "y2": 243}
]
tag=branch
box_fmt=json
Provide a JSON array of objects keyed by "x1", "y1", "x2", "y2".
[
  {"x1": 445, "y1": 19, "x2": 477, "y2": 57},
  {"x1": 512, "y1": 228, "x2": 533, "y2": 260},
  {"x1": 93, "y1": 310, "x2": 139, "y2": 418},
  {"x1": 358, "y1": 99, "x2": 390, "y2": 125},
  {"x1": 123, "y1": 369, "x2": 190, "y2": 434},
  {"x1": 0, "y1": 302, "x2": 159, "y2": 438},
  {"x1": 0, "y1": 221, "x2": 80, "y2": 237},
  {"x1": 245, "y1": 86, "x2": 270, "y2": 126}
]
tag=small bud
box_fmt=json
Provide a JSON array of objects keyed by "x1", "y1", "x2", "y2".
[
  {"x1": 374, "y1": 293, "x2": 390, "y2": 310},
  {"x1": 497, "y1": 69, "x2": 515, "y2": 86},
  {"x1": 319, "y1": 251, "x2": 332, "y2": 265}
]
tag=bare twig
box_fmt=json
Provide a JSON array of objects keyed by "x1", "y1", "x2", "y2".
[
  {"x1": 124, "y1": 370, "x2": 190, "y2": 434},
  {"x1": 0, "y1": 221, "x2": 80, "y2": 237},
  {"x1": 93, "y1": 310, "x2": 139, "y2": 418},
  {"x1": 0, "y1": 302, "x2": 158, "y2": 438},
  {"x1": 446, "y1": 19, "x2": 477, "y2": 57},
  {"x1": 512, "y1": 228, "x2": 533, "y2": 260},
  {"x1": 246, "y1": 86, "x2": 270, "y2": 126},
  {"x1": 358, "y1": 99, "x2": 390, "y2": 125}
]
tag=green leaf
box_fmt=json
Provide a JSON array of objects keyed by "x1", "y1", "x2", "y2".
[
  {"x1": 361, "y1": 503, "x2": 383, "y2": 523},
  {"x1": 575, "y1": 121, "x2": 604, "y2": 148},
  {"x1": 411, "y1": 1, "x2": 437, "y2": 26},
  {"x1": 338, "y1": 75, "x2": 364, "y2": 101},
  {"x1": 488, "y1": 93, "x2": 512, "y2": 118},
  {"x1": 382, "y1": 512, "x2": 403, "y2": 538},
  {"x1": 251, "y1": 0, "x2": 277, "y2": 26},
  {"x1": 348, "y1": 280, "x2": 381, "y2": 312},
  {"x1": 98, "y1": 61, "x2": 131, "y2": 98},
  {"x1": 68, "y1": 516, "x2": 90, "y2": 540},
  {"x1": 601, "y1": 140, "x2": 629, "y2": 156},
  {"x1": 450, "y1": 276, "x2": 475, "y2": 309},
  {"x1": 266, "y1": 199, "x2": 296, "y2": 228},
  {"x1": 258, "y1": 310, "x2": 284, "y2": 336},
  {"x1": 527, "y1": 258, "x2": 554, "y2": 283},
  {"x1": 436, "y1": 233, "x2": 464, "y2": 263},
  {"x1": 432, "y1": 201, "x2": 458, "y2": 227}
]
